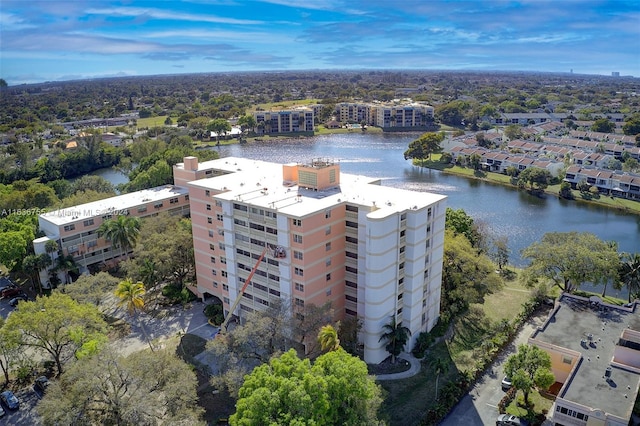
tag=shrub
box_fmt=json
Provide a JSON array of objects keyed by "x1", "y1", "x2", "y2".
[
  {"x1": 162, "y1": 284, "x2": 197, "y2": 304},
  {"x1": 204, "y1": 303, "x2": 224, "y2": 325}
]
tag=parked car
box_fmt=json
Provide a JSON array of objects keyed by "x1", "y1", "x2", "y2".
[
  {"x1": 0, "y1": 277, "x2": 16, "y2": 292},
  {"x1": 0, "y1": 390, "x2": 19, "y2": 410},
  {"x1": 9, "y1": 294, "x2": 28, "y2": 307},
  {"x1": 496, "y1": 414, "x2": 529, "y2": 426},
  {"x1": 1, "y1": 286, "x2": 22, "y2": 299},
  {"x1": 34, "y1": 376, "x2": 50, "y2": 393},
  {"x1": 501, "y1": 376, "x2": 512, "y2": 391}
]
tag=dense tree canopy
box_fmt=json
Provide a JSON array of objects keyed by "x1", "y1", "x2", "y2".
[
  {"x1": 504, "y1": 344, "x2": 554, "y2": 404},
  {"x1": 37, "y1": 348, "x2": 204, "y2": 425},
  {"x1": 3, "y1": 293, "x2": 107, "y2": 375},
  {"x1": 521, "y1": 232, "x2": 619, "y2": 293},
  {"x1": 517, "y1": 167, "x2": 552, "y2": 191},
  {"x1": 231, "y1": 349, "x2": 383, "y2": 426},
  {"x1": 404, "y1": 132, "x2": 444, "y2": 163}
]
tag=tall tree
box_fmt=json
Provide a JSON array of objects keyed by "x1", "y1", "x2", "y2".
[
  {"x1": 379, "y1": 316, "x2": 411, "y2": 364},
  {"x1": 404, "y1": 132, "x2": 444, "y2": 164},
  {"x1": 521, "y1": 232, "x2": 619, "y2": 293},
  {"x1": 504, "y1": 344, "x2": 555, "y2": 404},
  {"x1": 231, "y1": 349, "x2": 383, "y2": 426},
  {"x1": 620, "y1": 253, "x2": 640, "y2": 302},
  {"x1": 61, "y1": 271, "x2": 119, "y2": 309},
  {"x1": 97, "y1": 215, "x2": 141, "y2": 261},
  {"x1": 517, "y1": 167, "x2": 552, "y2": 191},
  {"x1": 429, "y1": 357, "x2": 450, "y2": 400},
  {"x1": 207, "y1": 118, "x2": 232, "y2": 144},
  {"x1": 0, "y1": 317, "x2": 21, "y2": 385},
  {"x1": 3, "y1": 293, "x2": 107, "y2": 375},
  {"x1": 115, "y1": 279, "x2": 153, "y2": 351},
  {"x1": 318, "y1": 324, "x2": 340, "y2": 352},
  {"x1": 22, "y1": 253, "x2": 51, "y2": 294},
  {"x1": 37, "y1": 347, "x2": 204, "y2": 425}
]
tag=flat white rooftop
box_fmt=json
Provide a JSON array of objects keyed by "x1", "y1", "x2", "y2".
[
  {"x1": 41, "y1": 185, "x2": 188, "y2": 226},
  {"x1": 188, "y1": 157, "x2": 446, "y2": 217}
]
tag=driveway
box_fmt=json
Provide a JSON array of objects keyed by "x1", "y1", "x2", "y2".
[
  {"x1": 109, "y1": 299, "x2": 214, "y2": 356},
  {"x1": 439, "y1": 310, "x2": 550, "y2": 426}
]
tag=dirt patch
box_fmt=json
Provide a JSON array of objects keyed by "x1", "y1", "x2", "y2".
[{"x1": 368, "y1": 356, "x2": 411, "y2": 375}]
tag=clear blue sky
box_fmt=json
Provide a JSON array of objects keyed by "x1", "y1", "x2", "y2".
[{"x1": 1, "y1": 0, "x2": 639, "y2": 85}]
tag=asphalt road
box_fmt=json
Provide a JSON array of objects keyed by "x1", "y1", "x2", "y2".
[{"x1": 439, "y1": 311, "x2": 550, "y2": 426}]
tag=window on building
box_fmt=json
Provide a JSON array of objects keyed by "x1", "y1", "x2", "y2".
[
  {"x1": 295, "y1": 298, "x2": 304, "y2": 307},
  {"x1": 400, "y1": 229, "x2": 406, "y2": 237},
  {"x1": 295, "y1": 282, "x2": 304, "y2": 292},
  {"x1": 206, "y1": 204, "x2": 211, "y2": 211},
  {"x1": 326, "y1": 273, "x2": 331, "y2": 281},
  {"x1": 293, "y1": 234, "x2": 303, "y2": 243},
  {"x1": 292, "y1": 218, "x2": 301, "y2": 226},
  {"x1": 64, "y1": 224, "x2": 76, "y2": 232},
  {"x1": 294, "y1": 267, "x2": 304, "y2": 277},
  {"x1": 83, "y1": 219, "x2": 94, "y2": 227},
  {"x1": 207, "y1": 217, "x2": 213, "y2": 224},
  {"x1": 325, "y1": 242, "x2": 331, "y2": 251},
  {"x1": 138, "y1": 207, "x2": 147, "y2": 213},
  {"x1": 215, "y1": 200, "x2": 222, "y2": 207},
  {"x1": 209, "y1": 243, "x2": 215, "y2": 251},
  {"x1": 212, "y1": 270, "x2": 217, "y2": 276},
  {"x1": 346, "y1": 280, "x2": 357, "y2": 288},
  {"x1": 326, "y1": 288, "x2": 332, "y2": 296},
  {"x1": 205, "y1": 190, "x2": 210, "y2": 196},
  {"x1": 325, "y1": 209, "x2": 331, "y2": 219},
  {"x1": 346, "y1": 308, "x2": 357, "y2": 316},
  {"x1": 222, "y1": 284, "x2": 228, "y2": 291},
  {"x1": 221, "y1": 271, "x2": 227, "y2": 277},
  {"x1": 213, "y1": 281, "x2": 218, "y2": 288},
  {"x1": 208, "y1": 230, "x2": 214, "y2": 237},
  {"x1": 210, "y1": 257, "x2": 216, "y2": 263},
  {"x1": 325, "y1": 226, "x2": 331, "y2": 235},
  {"x1": 154, "y1": 202, "x2": 163, "y2": 209},
  {"x1": 326, "y1": 257, "x2": 331, "y2": 266},
  {"x1": 400, "y1": 213, "x2": 406, "y2": 220},
  {"x1": 294, "y1": 250, "x2": 303, "y2": 260},
  {"x1": 217, "y1": 214, "x2": 223, "y2": 221},
  {"x1": 220, "y1": 257, "x2": 226, "y2": 264}
]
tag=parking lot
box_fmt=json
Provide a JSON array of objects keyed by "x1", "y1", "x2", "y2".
[{"x1": 0, "y1": 283, "x2": 42, "y2": 426}]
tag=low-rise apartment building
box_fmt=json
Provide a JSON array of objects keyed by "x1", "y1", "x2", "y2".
[
  {"x1": 253, "y1": 108, "x2": 314, "y2": 134},
  {"x1": 530, "y1": 294, "x2": 640, "y2": 426},
  {"x1": 34, "y1": 185, "x2": 190, "y2": 285},
  {"x1": 182, "y1": 156, "x2": 447, "y2": 363}
]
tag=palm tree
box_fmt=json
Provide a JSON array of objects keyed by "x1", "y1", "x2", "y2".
[
  {"x1": 55, "y1": 254, "x2": 78, "y2": 284},
  {"x1": 97, "y1": 215, "x2": 141, "y2": 261},
  {"x1": 318, "y1": 324, "x2": 340, "y2": 352},
  {"x1": 45, "y1": 239, "x2": 59, "y2": 265},
  {"x1": 115, "y1": 279, "x2": 154, "y2": 351},
  {"x1": 379, "y1": 316, "x2": 411, "y2": 364},
  {"x1": 620, "y1": 253, "x2": 640, "y2": 302},
  {"x1": 429, "y1": 357, "x2": 449, "y2": 400},
  {"x1": 22, "y1": 253, "x2": 51, "y2": 294}
]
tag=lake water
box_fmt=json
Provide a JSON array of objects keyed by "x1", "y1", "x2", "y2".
[
  {"x1": 93, "y1": 132, "x2": 640, "y2": 286},
  {"x1": 212, "y1": 133, "x2": 640, "y2": 267}
]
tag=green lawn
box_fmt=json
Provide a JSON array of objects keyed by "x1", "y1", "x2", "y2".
[
  {"x1": 415, "y1": 159, "x2": 640, "y2": 215},
  {"x1": 137, "y1": 116, "x2": 170, "y2": 128},
  {"x1": 379, "y1": 272, "x2": 534, "y2": 426},
  {"x1": 251, "y1": 99, "x2": 321, "y2": 112}
]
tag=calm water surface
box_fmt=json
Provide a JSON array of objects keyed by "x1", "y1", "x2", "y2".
[{"x1": 212, "y1": 133, "x2": 640, "y2": 269}]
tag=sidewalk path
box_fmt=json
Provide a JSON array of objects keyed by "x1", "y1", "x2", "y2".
[{"x1": 375, "y1": 352, "x2": 422, "y2": 381}]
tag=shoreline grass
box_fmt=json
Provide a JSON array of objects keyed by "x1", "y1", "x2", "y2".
[{"x1": 413, "y1": 155, "x2": 640, "y2": 216}]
